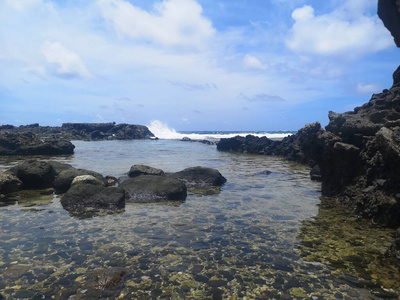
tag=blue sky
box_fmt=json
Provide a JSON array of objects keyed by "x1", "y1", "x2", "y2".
[{"x1": 1, "y1": 0, "x2": 399, "y2": 131}]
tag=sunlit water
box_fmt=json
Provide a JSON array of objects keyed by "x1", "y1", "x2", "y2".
[{"x1": 0, "y1": 140, "x2": 399, "y2": 299}]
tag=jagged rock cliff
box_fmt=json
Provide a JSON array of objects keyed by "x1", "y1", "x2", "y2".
[{"x1": 218, "y1": 66, "x2": 400, "y2": 227}]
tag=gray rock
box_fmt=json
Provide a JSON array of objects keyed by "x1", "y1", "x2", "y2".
[
  {"x1": 119, "y1": 175, "x2": 187, "y2": 203},
  {"x1": 7, "y1": 160, "x2": 56, "y2": 189},
  {"x1": 168, "y1": 166, "x2": 227, "y2": 187},
  {"x1": 71, "y1": 175, "x2": 106, "y2": 187},
  {"x1": 128, "y1": 164, "x2": 164, "y2": 177},
  {"x1": 0, "y1": 171, "x2": 22, "y2": 194},
  {"x1": 61, "y1": 184, "x2": 125, "y2": 211},
  {"x1": 54, "y1": 168, "x2": 107, "y2": 193}
]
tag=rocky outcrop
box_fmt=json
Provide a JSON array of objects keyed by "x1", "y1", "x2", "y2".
[
  {"x1": 378, "y1": 0, "x2": 400, "y2": 47},
  {"x1": 128, "y1": 165, "x2": 164, "y2": 177},
  {"x1": 61, "y1": 123, "x2": 154, "y2": 140},
  {"x1": 119, "y1": 175, "x2": 187, "y2": 203},
  {"x1": 54, "y1": 168, "x2": 108, "y2": 193},
  {"x1": 168, "y1": 166, "x2": 227, "y2": 187},
  {"x1": 0, "y1": 131, "x2": 75, "y2": 155},
  {"x1": 0, "y1": 123, "x2": 154, "y2": 149},
  {"x1": 217, "y1": 122, "x2": 329, "y2": 167},
  {"x1": 217, "y1": 66, "x2": 400, "y2": 228}
]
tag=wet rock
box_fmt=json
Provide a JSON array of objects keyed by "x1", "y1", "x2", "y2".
[
  {"x1": 0, "y1": 171, "x2": 22, "y2": 194},
  {"x1": 7, "y1": 160, "x2": 56, "y2": 189},
  {"x1": 87, "y1": 267, "x2": 127, "y2": 290},
  {"x1": 60, "y1": 184, "x2": 125, "y2": 212},
  {"x1": 71, "y1": 175, "x2": 106, "y2": 187},
  {"x1": 47, "y1": 161, "x2": 73, "y2": 175},
  {"x1": 0, "y1": 131, "x2": 75, "y2": 155},
  {"x1": 120, "y1": 175, "x2": 187, "y2": 203},
  {"x1": 310, "y1": 165, "x2": 321, "y2": 181},
  {"x1": 128, "y1": 164, "x2": 164, "y2": 177},
  {"x1": 168, "y1": 166, "x2": 227, "y2": 187},
  {"x1": 54, "y1": 168, "x2": 108, "y2": 193}
]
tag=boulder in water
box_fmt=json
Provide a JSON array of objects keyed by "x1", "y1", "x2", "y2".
[{"x1": 119, "y1": 175, "x2": 187, "y2": 203}]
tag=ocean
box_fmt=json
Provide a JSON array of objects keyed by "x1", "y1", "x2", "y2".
[{"x1": 0, "y1": 128, "x2": 399, "y2": 299}]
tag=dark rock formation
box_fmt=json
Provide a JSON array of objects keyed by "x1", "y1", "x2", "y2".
[
  {"x1": 217, "y1": 122, "x2": 327, "y2": 167},
  {"x1": 61, "y1": 184, "x2": 125, "y2": 212},
  {"x1": 217, "y1": 66, "x2": 400, "y2": 228},
  {"x1": 0, "y1": 131, "x2": 75, "y2": 155},
  {"x1": 0, "y1": 123, "x2": 154, "y2": 150},
  {"x1": 54, "y1": 168, "x2": 108, "y2": 193},
  {"x1": 119, "y1": 175, "x2": 187, "y2": 203},
  {"x1": 61, "y1": 123, "x2": 154, "y2": 140},
  {"x1": 168, "y1": 166, "x2": 227, "y2": 187},
  {"x1": 7, "y1": 160, "x2": 57, "y2": 189},
  {"x1": 378, "y1": 0, "x2": 400, "y2": 47},
  {"x1": 0, "y1": 171, "x2": 22, "y2": 194},
  {"x1": 128, "y1": 165, "x2": 164, "y2": 177}
]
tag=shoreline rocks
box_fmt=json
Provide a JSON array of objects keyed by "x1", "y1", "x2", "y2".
[
  {"x1": 217, "y1": 66, "x2": 400, "y2": 229},
  {"x1": 0, "y1": 131, "x2": 75, "y2": 156},
  {"x1": 0, "y1": 160, "x2": 227, "y2": 215}
]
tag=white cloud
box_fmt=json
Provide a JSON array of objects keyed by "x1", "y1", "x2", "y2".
[
  {"x1": 287, "y1": 1, "x2": 393, "y2": 58},
  {"x1": 5, "y1": 0, "x2": 41, "y2": 11},
  {"x1": 356, "y1": 83, "x2": 382, "y2": 94},
  {"x1": 97, "y1": 0, "x2": 215, "y2": 49},
  {"x1": 243, "y1": 55, "x2": 266, "y2": 70},
  {"x1": 41, "y1": 42, "x2": 92, "y2": 79}
]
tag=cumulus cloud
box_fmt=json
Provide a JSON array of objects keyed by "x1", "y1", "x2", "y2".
[
  {"x1": 286, "y1": 1, "x2": 393, "y2": 58},
  {"x1": 243, "y1": 55, "x2": 266, "y2": 70},
  {"x1": 41, "y1": 42, "x2": 92, "y2": 79},
  {"x1": 97, "y1": 0, "x2": 215, "y2": 49}
]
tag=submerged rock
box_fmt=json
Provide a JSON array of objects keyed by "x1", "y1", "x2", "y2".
[
  {"x1": 87, "y1": 267, "x2": 127, "y2": 290},
  {"x1": 7, "y1": 160, "x2": 56, "y2": 189},
  {"x1": 128, "y1": 164, "x2": 164, "y2": 177},
  {"x1": 61, "y1": 184, "x2": 125, "y2": 212},
  {"x1": 119, "y1": 175, "x2": 187, "y2": 203}
]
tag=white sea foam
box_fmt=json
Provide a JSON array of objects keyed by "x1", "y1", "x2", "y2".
[{"x1": 147, "y1": 120, "x2": 293, "y2": 141}]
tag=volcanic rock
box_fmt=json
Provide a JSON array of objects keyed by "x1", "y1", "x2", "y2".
[{"x1": 119, "y1": 175, "x2": 187, "y2": 203}]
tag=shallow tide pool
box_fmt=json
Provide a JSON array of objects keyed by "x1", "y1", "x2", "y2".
[{"x1": 0, "y1": 140, "x2": 399, "y2": 299}]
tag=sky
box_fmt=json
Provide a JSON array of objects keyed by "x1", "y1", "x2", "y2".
[{"x1": 1, "y1": 0, "x2": 399, "y2": 131}]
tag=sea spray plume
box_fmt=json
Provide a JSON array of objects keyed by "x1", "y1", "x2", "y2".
[{"x1": 147, "y1": 120, "x2": 292, "y2": 140}]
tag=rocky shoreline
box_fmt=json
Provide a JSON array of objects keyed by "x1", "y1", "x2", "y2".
[
  {"x1": 218, "y1": 67, "x2": 400, "y2": 257},
  {"x1": 0, "y1": 122, "x2": 154, "y2": 156}
]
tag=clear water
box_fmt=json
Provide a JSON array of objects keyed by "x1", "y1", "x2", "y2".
[{"x1": 0, "y1": 140, "x2": 399, "y2": 299}]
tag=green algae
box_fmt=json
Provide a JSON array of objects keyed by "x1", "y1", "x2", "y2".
[{"x1": 298, "y1": 198, "x2": 400, "y2": 293}]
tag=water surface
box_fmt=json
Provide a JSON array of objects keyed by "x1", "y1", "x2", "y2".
[{"x1": 0, "y1": 140, "x2": 399, "y2": 299}]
